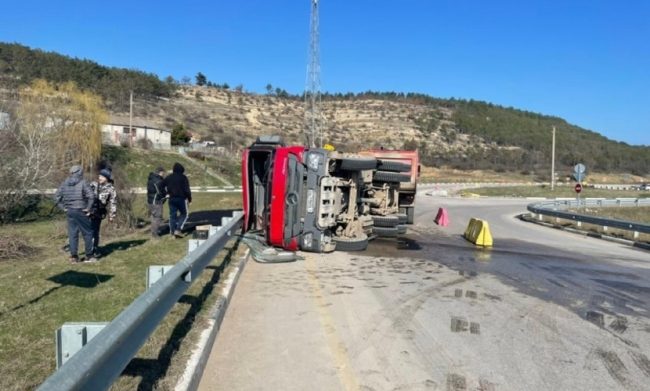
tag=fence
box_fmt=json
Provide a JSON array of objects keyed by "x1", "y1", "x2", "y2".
[
  {"x1": 527, "y1": 198, "x2": 650, "y2": 235},
  {"x1": 37, "y1": 212, "x2": 244, "y2": 391}
]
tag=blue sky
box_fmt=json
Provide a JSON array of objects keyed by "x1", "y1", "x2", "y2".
[{"x1": 1, "y1": 0, "x2": 648, "y2": 145}]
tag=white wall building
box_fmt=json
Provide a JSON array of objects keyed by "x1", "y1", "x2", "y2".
[{"x1": 101, "y1": 122, "x2": 171, "y2": 150}]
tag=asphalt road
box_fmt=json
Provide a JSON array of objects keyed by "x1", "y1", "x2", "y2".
[{"x1": 197, "y1": 194, "x2": 650, "y2": 391}]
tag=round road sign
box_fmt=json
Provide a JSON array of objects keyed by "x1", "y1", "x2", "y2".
[
  {"x1": 574, "y1": 163, "x2": 586, "y2": 174},
  {"x1": 575, "y1": 183, "x2": 583, "y2": 193}
]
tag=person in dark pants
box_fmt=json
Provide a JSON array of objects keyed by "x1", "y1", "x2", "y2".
[
  {"x1": 163, "y1": 162, "x2": 191, "y2": 238},
  {"x1": 54, "y1": 165, "x2": 97, "y2": 263},
  {"x1": 147, "y1": 166, "x2": 167, "y2": 238},
  {"x1": 89, "y1": 168, "x2": 117, "y2": 254}
]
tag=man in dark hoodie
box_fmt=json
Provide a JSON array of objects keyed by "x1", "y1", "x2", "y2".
[
  {"x1": 55, "y1": 164, "x2": 97, "y2": 263},
  {"x1": 146, "y1": 166, "x2": 167, "y2": 238},
  {"x1": 163, "y1": 162, "x2": 191, "y2": 238}
]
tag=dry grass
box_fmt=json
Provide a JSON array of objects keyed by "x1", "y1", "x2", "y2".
[
  {"x1": 462, "y1": 185, "x2": 650, "y2": 199},
  {"x1": 566, "y1": 206, "x2": 650, "y2": 225}
]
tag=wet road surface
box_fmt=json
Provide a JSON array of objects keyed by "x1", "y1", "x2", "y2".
[{"x1": 198, "y1": 195, "x2": 650, "y2": 391}]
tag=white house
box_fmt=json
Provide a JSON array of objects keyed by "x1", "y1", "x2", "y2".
[{"x1": 101, "y1": 120, "x2": 171, "y2": 150}]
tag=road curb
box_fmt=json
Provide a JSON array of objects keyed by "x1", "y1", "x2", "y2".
[
  {"x1": 518, "y1": 214, "x2": 650, "y2": 251},
  {"x1": 175, "y1": 248, "x2": 250, "y2": 391}
]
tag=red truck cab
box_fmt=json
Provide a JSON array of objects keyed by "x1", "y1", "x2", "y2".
[{"x1": 242, "y1": 136, "x2": 305, "y2": 250}]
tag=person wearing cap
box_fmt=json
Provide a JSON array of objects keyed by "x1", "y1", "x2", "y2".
[
  {"x1": 54, "y1": 164, "x2": 97, "y2": 263},
  {"x1": 146, "y1": 166, "x2": 168, "y2": 238},
  {"x1": 163, "y1": 162, "x2": 192, "y2": 238},
  {"x1": 89, "y1": 168, "x2": 117, "y2": 255}
]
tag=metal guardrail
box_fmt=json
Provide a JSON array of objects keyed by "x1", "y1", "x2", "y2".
[
  {"x1": 37, "y1": 211, "x2": 244, "y2": 391},
  {"x1": 527, "y1": 198, "x2": 650, "y2": 234}
]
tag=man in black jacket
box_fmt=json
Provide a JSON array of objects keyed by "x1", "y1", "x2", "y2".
[
  {"x1": 146, "y1": 166, "x2": 167, "y2": 238},
  {"x1": 163, "y1": 162, "x2": 192, "y2": 238},
  {"x1": 54, "y1": 165, "x2": 97, "y2": 262}
]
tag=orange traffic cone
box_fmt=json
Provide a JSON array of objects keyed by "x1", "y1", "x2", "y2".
[{"x1": 435, "y1": 207, "x2": 449, "y2": 227}]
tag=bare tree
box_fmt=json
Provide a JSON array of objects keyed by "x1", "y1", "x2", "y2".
[{"x1": 0, "y1": 80, "x2": 107, "y2": 223}]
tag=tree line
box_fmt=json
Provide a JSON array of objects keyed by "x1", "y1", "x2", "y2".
[
  {"x1": 1, "y1": 42, "x2": 647, "y2": 175},
  {"x1": 0, "y1": 42, "x2": 175, "y2": 110}
]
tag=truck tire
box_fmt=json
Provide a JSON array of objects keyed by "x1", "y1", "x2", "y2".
[
  {"x1": 334, "y1": 235, "x2": 369, "y2": 251},
  {"x1": 377, "y1": 160, "x2": 411, "y2": 172},
  {"x1": 373, "y1": 171, "x2": 411, "y2": 183},
  {"x1": 405, "y1": 207, "x2": 414, "y2": 224},
  {"x1": 372, "y1": 215, "x2": 399, "y2": 227},
  {"x1": 392, "y1": 213, "x2": 408, "y2": 224},
  {"x1": 373, "y1": 226, "x2": 399, "y2": 237},
  {"x1": 339, "y1": 157, "x2": 377, "y2": 171}
]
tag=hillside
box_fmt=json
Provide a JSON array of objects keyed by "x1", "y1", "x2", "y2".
[{"x1": 1, "y1": 42, "x2": 648, "y2": 177}]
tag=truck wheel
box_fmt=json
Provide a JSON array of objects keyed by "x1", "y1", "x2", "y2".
[
  {"x1": 373, "y1": 171, "x2": 411, "y2": 183},
  {"x1": 405, "y1": 207, "x2": 414, "y2": 224},
  {"x1": 372, "y1": 215, "x2": 399, "y2": 227},
  {"x1": 373, "y1": 226, "x2": 399, "y2": 237},
  {"x1": 339, "y1": 157, "x2": 377, "y2": 171},
  {"x1": 390, "y1": 213, "x2": 408, "y2": 224},
  {"x1": 334, "y1": 235, "x2": 369, "y2": 251},
  {"x1": 377, "y1": 160, "x2": 411, "y2": 172}
]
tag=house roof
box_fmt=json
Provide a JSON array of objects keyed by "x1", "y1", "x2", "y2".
[{"x1": 107, "y1": 115, "x2": 167, "y2": 131}]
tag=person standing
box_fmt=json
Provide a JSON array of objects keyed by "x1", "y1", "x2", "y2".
[
  {"x1": 55, "y1": 165, "x2": 97, "y2": 263},
  {"x1": 163, "y1": 162, "x2": 191, "y2": 238},
  {"x1": 89, "y1": 168, "x2": 117, "y2": 255},
  {"x1": 147, "y1": 166, "x2": 167, "y2": 238}
]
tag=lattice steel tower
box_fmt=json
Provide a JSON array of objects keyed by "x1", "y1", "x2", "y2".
[{"x1": 304, "y1": 0, "x2": 322, "y2": 148}]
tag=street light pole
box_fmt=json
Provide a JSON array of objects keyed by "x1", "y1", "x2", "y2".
[
  {"x1": 129, "y1": 91, "x2": 133, "y2": 148},
  {"x1": 551, "y1": 126, "x2": 556, "y2": 190}
]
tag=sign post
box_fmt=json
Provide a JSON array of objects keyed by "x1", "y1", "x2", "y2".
[{"x1": 573, "y1": 163, "x2": 586, "y2": 206}]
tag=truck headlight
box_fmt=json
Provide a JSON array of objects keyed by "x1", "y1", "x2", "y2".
[
  {"x1": 303, "y1": 233, "x2": 313, "y2": 248},
  {"x1": 307, "y1": 153, "x2": 321, "y2": 171},
  {"x1": 306, "y1": 189, "x2": 315, "y2": 213}
]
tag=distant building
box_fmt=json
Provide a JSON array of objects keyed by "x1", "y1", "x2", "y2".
[{"x1": 101, "y1": 119, "x2": 171, "y2": 150}]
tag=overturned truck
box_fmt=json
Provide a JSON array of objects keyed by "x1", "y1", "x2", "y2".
[{"x1": 242, "y1": 136, "x2": 419, "y2": 253}]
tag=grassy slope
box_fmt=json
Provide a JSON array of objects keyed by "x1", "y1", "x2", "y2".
[
  {"x1": 0, "y1": 193, "x2": 242, "y2": 391},
  {"x1": 101, "y1": 146, "x2": 241, "y2": 188}
]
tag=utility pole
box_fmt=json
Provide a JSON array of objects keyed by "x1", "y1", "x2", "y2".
[
  {"x1": 304, "y1": 0, "x2": 321, "y2": 148},
  {"x1": 551, "y1": 126, "x2": 556, "y2": 190},
  {"x1": 129, "y1": 91, "x2": 133, "y2": 148}
]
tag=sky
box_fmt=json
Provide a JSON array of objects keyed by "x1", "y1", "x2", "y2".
[{"x1": 0, "y1": 0, "x2": 648, "y2": 146}]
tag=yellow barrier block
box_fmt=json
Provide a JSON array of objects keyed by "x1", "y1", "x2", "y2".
[
  {"x1": 475, "y1": 220, "x2": 493, "y2": 247},
  {"x1": 463, "y1": 218, "x2": 493, "y2": 247}
]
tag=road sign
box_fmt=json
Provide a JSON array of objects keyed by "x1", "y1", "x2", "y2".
[
  {"x1": 575, "y1": 183, "x2": 582, "y2": 193},
  {"x1": 573, "y1": 172, "x2": 585, "y2": 182},
  {"x1": 574, "y1": 163, "x2": 586, "y2": 174}
]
